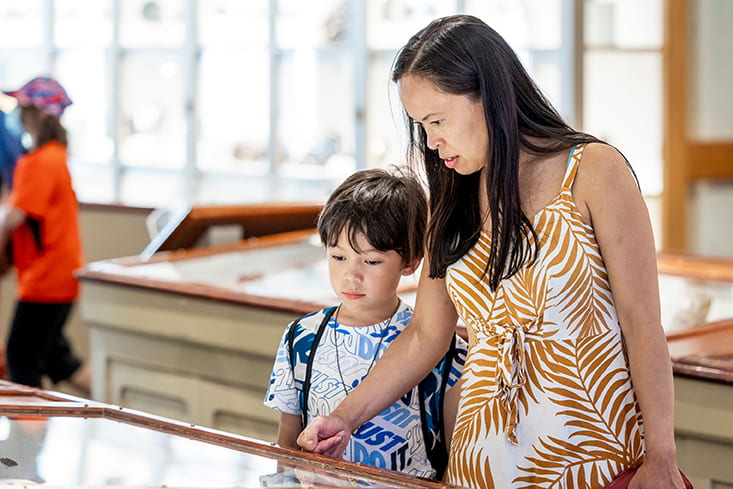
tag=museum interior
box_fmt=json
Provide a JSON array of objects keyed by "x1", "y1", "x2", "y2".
[{"x1": 0, "y1": 1, "x2": 732, "y2": 488}]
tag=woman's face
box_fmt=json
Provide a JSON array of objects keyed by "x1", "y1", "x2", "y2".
[{"x1": 398, "y1": 74, "x2": 489, "y2": 175}]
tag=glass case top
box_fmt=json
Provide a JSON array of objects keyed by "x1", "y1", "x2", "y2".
[
  {"x1": 0, "y1": 415, "x2": 424, "y2": 488},
  {"x1": 658, "y1": 271, "x2": 733, "y2": 333}
]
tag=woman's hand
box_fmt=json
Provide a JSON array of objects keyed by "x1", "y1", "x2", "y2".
[
  {"x1": 627, "y1": 456, "x2": 688, "y2": 489},
  {"x1": 297, "y1": 415, "x2": 351, "y2": 458}
]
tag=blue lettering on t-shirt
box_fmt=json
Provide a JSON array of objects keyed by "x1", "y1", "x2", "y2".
[
  {"x1": 353, "y1": 421, "x2": 406, "y2": 451},
  {"x1": 358, "y1": 333, "x2": 385, "y2": 360},
  {"x1": 381, "y1": 403, "x2": 421, "y2": 429},
  {"x1": 308, "y1": 370, "x2": 344, "y2": 400},
  {"x1": 352, "y1": 427, "x2": 410, "y2": 471},
  {"x1": 352, "y1": 441, "x2": 388, "y2": 468},
  {"x1": 390, "y1": 443, "x2": 410, "y2": 471}
]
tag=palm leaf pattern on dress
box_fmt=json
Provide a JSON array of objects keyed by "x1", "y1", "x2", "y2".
[
  {"x1": 537, "y1": 200, "x2": 614, "y2": 338},
  {"x1": 514, "y1": 334, "x2": 644, "y2": 488}
]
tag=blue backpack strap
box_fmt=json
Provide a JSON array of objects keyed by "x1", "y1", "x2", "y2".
[
  {"x1": 418, "y1": 334, "x2": 457, "y2": 480},
  {"x1": 287, "y1": 306, "x2": 338, "y2": 429}
]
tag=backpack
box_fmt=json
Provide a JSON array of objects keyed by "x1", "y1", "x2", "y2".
[{"x1": 287, "y1": 306, "x2": 456, "y2": 479}]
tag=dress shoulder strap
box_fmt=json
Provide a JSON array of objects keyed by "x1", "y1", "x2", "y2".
[{"x1": 561, "y1": 144, "x2": 586, "y2": 190}]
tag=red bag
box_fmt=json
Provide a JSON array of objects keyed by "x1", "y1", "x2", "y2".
[{"x1": 604, "y1": 466, "x2": 693, "y2": 489}]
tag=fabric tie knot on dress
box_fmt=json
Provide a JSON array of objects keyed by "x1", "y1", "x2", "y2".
[{"x1": 487, "y1": 320, "x2": 541, "y2": 445}]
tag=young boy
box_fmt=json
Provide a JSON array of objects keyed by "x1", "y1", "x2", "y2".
[{"x1": 264, "y1": 168, "x2": 467, "y2": 479}]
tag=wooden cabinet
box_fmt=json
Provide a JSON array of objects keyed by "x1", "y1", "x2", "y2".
[{"x1": 667, "y1": 319, "x2": 733, "y2": 489}]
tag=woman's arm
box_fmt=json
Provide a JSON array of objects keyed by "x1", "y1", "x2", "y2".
[
  {"x1": 297, "y1": 263, "x2": 459, "y2": 455},
  {"x1": 576, "y1": 143, "x2": 685, "y2": 489}
]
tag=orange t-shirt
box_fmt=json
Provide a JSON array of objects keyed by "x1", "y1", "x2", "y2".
[{"x1": 9, "y1": 141, "x2": 83, "y2": 302}]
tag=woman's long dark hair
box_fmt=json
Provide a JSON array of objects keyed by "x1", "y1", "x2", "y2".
[{"x1": 392, "y1": 15, "x2": 601, "y2": 290}]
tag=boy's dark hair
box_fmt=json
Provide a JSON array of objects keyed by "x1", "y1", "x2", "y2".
[{"x1": 317, "y1": 168, "x2": 427, "y2": 264}]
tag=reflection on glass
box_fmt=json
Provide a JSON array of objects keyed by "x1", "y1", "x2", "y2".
[
  {"x1": 0, "y1": 417, "x2": 48, "y2": 483},
  {"x1": 584, "y1": 0, "x2": 662, "y2": 48},
  {"x1": 276, "y1": 50, "x2": 356, "y2": 180},
  {"x1": 276, "y1": 0, "x2": 347, "y2": 49},
  {"x1": 583, "y1": 51, "x2": 662, "y2": 195},
  {"x1": 658, "y1": 274, "x2": 733, "y2": 333},
  {"x1": 119, "y1": 52, "x2": 185, "y2": 169},
  {"x1": 688, "y1": 0, "x2": 733, "y2": 140},
  {"x1": 56, "y1": 49, "x2": 112, "y2": 166},
  {"x1": 54, "y1": 0, "x2": 112, "y2": 48},
  {"x1": 119, "y1": 0, "x2": 184, "y2": 48},
  {"x1": 0, "y1": 416, "x2": 406, "y2": 488},
  {"x1": 198, "y1": 0, "x2": 269, "y2": 48},
  {"x1": 198, "y1": 49, "x2": 269, "y2": 174},
  {"x1": 366, "y1": 0, "x2": 455, "y2": 50},
  {"x1": 0, "y1": 2, "x2": 44, "y2": 47}
]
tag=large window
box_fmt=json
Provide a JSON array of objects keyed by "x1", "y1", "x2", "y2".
[
  {"x1": 582, "y1": 0, "x2": 663, "y2": 196},
  {"x1": 0, "y1": 0, "x2": 661, "y2": 209}
]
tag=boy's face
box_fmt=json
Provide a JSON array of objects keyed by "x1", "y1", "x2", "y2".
[{"x1": 326, "y1": 228, "x2": 418, "y2": 325}]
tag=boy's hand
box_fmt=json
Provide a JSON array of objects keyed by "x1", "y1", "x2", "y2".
[{"x1": 297, "y1": 415, "x2": 350, "y2": 458}]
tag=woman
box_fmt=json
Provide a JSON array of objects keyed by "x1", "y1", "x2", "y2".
[{"x1": 298, "y1": 15, "x2": 684, "y2": 489}]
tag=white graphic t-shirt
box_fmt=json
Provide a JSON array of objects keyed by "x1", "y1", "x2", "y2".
[{"x1": 264, "y1": 300, "x2": 467, "y2": 478}]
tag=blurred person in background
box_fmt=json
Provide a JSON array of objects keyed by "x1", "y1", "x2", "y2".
[{"x1": 0, "y1": 76, "x2": 90, "y2": 396}]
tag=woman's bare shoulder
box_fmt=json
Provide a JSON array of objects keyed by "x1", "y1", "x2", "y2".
[
  {"x1": 573, "y1": 142, "x2": 641, "y2": 222},
  {"x1": 575, "y1": 142, "x2": 637, "y2": 189},
  {"x1": 580, "y1": 141, "x2": 630, "y2": 171}
]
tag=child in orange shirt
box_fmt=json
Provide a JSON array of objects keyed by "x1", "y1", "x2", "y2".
[{"x1": 0, "y1": 77, "x2": 89, "y2": 394}]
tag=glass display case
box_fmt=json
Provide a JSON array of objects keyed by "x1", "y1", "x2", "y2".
[
  {"x1": 140, "y1": 202, "x2": 323, "y2": 258},
  {"x1": 0, "y1": 380, "x2": 450, "y2": 488}
]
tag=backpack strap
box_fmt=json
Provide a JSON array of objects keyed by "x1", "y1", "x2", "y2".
[
  {"x1": 418, "y1": 334, "x2": 457, "y2": 480},
  {"x1": 287, "y1": 306, "x2": 338, "y2": 429},
  {"x1": 438, "y1": 334, "x2": 457, "y2": 436}
]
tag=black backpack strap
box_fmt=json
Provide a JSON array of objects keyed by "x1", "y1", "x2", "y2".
[
  {"x1": 419, "y1": 334, "x2": 457, "y2": 480},
  {"x1": 286, "y1": 318, "x2": 299, "y2": 371},
  {"x1": 288, "y1": 306, "x2": 338, "y2": 429},
  {"x1": 438, "y1": 335, "x2": 457, "y2": 442}
]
